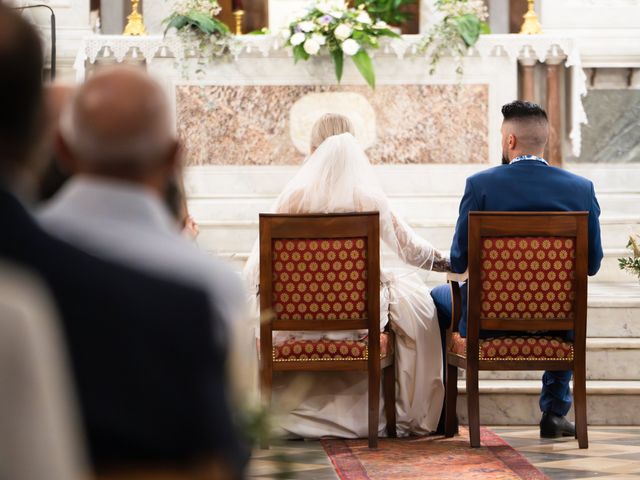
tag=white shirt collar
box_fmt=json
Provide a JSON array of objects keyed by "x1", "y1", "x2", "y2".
[{"x1": 510, "y1": 155, "x2": 549, "y2": 165}]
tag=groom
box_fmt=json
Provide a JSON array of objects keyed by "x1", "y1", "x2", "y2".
[{"x1": 431, "y1": 100, "x2": 604, "y2": 438}]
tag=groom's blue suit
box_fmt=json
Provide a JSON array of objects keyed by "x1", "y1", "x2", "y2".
[{"x1": 431, "y1": 158, "x2": 604, "y2": 417}]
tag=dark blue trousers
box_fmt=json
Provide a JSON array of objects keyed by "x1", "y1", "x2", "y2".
[{"x1": 430, "y1": 284, "x2": 573, "y2": 417}]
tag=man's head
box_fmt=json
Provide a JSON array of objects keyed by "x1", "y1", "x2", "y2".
[
  {"x1": 0, "y1": 3, "x2": 45, "y2": 180},
  {"x1": 500, "y1": 101, "x2": 549, "y2": 164},
  {"x1": 57, "y1": 66, "x2": 179, "y2": 195}
]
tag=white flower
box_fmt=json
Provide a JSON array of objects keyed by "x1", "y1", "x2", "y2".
[
  {"x1": 355, "y1": 11, "x2": 371, "y2": 24},
  {"x1": 341, "y1": 38, "x2": 360, "y2": 56},
  {"x1": 290, "y1": 32, "x2": 306, "y2": 46},
  {"x1": 316, "y1": 0, "x2": 347, "y2": 14},
  {"x1": 373, "y1": 20, "x2": 388, "y2": 29},
  {"x1": 281, "y1": 28, "x2": 292, "y2": 40},
  {"x1": 311, "y1": 33, "x2": 327, "y2": 45},
  {"x1": 334, "y1": 23, "x2": 352, "y2": 41},
  {"x1": 299, "y1": 20, "x2": 316, "y2": 32},
  {"x1": 303, "y1": 38, "x2": 321, "y2": 55}
]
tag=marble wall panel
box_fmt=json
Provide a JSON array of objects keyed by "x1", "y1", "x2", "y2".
[
  {"x1": 176, "y1": 84, "x2": 489, "y2": 166},
  {"x1": 569, "y1": 90, "x2": 640, "y2": 163}
]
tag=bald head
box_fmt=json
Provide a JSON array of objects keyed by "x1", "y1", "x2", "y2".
[
  {"x1": 59, "y1": 67, "x2": 176, "y2": 182},
  {"x1": 500, "y1": 101, "x2": 549, "y2": 164}
]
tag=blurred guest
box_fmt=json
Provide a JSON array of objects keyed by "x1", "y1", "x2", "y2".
[
  {"x1": 165, "y1": 172, "x2": 200, "y2": 240},
  {"x1": 0, "y1": 262, "x2": 88, "y2": 480},
  {"x1": 39, "y1": 67, "x2": 252, "y2": 397},
  {"x1": 37, "y1": 84, "x2": 75, "y2": 202},
  {"x1": 0, "y1": 6, "x2": 247, "y2": 477}
]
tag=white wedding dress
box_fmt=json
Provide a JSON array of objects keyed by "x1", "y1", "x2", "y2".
[{"x1": 243, "y1": 133, "x2": 445, "y2": 437}]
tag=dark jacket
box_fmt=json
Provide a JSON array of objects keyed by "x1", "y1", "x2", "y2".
[
  {"x1": 0, "y1": 187, "x2": 247, "y2": 473},
  {"x1": 450, "y1": 160, "x2": 604, "y2": 337}
]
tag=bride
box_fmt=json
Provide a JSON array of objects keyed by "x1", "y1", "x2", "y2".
[{"x1": 243, "y1": 113, "x2": 449, "y2": 438}]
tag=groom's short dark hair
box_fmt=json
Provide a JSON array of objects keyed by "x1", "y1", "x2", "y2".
[
  {"x1": 501, "y1": 101, "x2": 548, "y2": 123},
  {"x1": 501, "y1": 101, "x2": 549, "y2": 151}
]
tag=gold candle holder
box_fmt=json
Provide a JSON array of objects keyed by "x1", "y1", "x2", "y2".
[
  {"x1": 520, "y1": 0, "x2": 542, "y2": 35},
  {"x1": 123, "y1": 0, "x2": 147, "y2": 36},
  {"x1": 233, "y1": 10, "x2": 245, "y2": 35}
]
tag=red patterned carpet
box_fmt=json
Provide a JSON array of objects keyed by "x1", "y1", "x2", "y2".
[{"x1": 321, "y1": 427, "x2": 549, "y2": 480}]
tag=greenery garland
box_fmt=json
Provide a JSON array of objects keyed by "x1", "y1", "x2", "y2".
[
  {"x1": 283, "y1": 0, "x2": 400, "y2": 88},
  {"x1": 418, "y1": 0, "x2": 490, "y2": 75},
  {"x1": 619, "y1": 234, "x2": 640, "y2": 282},
  {"x1": 163, "y1": 0, "x2": 490, "y2": 85}
]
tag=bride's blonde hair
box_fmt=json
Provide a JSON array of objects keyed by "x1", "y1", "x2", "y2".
[{"x1": 310, "y1": 113, "x2": 355, "y2": 150}]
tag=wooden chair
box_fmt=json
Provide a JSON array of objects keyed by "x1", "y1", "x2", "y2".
[
  {"x1": 259, "y1": 212, "x2": 396, "y2": 449},
  {"x1": 444, "y1": 212, "x2": 589, "y2": 449}
]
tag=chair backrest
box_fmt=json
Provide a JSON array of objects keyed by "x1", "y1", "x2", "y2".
[
  {"x1": 467, "y1": 212, "x2": 589, "y2": 347},
  {"x1": 259, "y1": 213, "x2": 380, "y2": 332}
]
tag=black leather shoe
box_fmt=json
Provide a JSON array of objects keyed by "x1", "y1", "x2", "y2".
[{"x1": 540, "y1": 412, "x2": 576, "y2": 438}]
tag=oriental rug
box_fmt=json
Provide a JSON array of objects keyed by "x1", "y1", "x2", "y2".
[{"x1": 321, "y1": 427, "x2": 549, "y2": 480}]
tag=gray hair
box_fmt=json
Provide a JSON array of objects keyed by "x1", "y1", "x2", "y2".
[{"x1": 59, "y1": 67, "x2": 174, "y2": 173}]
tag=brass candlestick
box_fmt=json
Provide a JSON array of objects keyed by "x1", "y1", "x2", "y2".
[
  {"x1": 123, "y1": 0, "x2": 147, "y2": 36},
  {"x1": 520, "y1": 0, "x2": 542, "y2": 35},
  {"x1": 233, "y1": 10, "x2": 245, "y2": 35}
]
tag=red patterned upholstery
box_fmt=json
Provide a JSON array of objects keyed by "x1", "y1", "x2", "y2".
[
  {"x1": 273, "y1": 333, "x2": 392, "y2": 362},
  {"x1": 481, "y1": 237, "x2": 576, "y2": 320},
  {"x1": 272, "y1": 238, "x2": 368, "y2": 321},
  {"x1": 450, "y1": 332, "x2": 574, "y2": 361}
]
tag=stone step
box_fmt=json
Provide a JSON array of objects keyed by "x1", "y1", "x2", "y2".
[
  {"x1": 462, "y1": 338, "x2": 640, "y2": 381},
  {"x1": 194, "y1": 215, "x2": 640, "y2": 252},
  {"x1": 187, "y1": 191, "x2": 640, "y2": 222},
  {"x1": 184, "y1": 164, "x2": 640, "y2": 197},
  {"x1": 211, "y1": 247, "x2": 637, "y2": 284},
  {"x1": 454, "y1": 380, "x2": 640, "y2": 425}
]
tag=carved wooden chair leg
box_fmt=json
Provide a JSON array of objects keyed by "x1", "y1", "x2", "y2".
[
  {"x1": 383, "y1": 363, "x2": 397, "y2": 438},
  {"x1": 466, "y1": 367, "x2": 481, "y2": 448},
  {"x1": 368, "y1": 366, "x2": 380, "y2": 448},
  {"x1": 574, "y1": 365, "x2": 589, "y2": 449},
  {"x1": 445, "y1": 362, "x2": 459, "y2": 437}
]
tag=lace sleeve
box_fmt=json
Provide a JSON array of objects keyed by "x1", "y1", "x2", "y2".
[{"x1": 387, "y1": 211, "x2": 450, "y2": 270}]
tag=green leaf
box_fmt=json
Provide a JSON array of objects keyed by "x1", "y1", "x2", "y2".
[
  {"x1": 377, "y1": 28, "x2": 401, "y2": 38},
  {"x1": 352, "y1": 49, "x2": 375, "y2": 88},
  {"x1": 189, "y1": 11, "x2": 218, "y2": 34},
  {"x1": 480, "y1": 21, "x2": 491, "y2": 34},
  {"x1": 331, "y1": 49, "x2": 344, "y2": 82},
  {"x1": 163, "y1": 16, "x2": 189, "y2": 35},
  {"x1": 293, "y1": 44, "x2": 309, "y2": 63},
  {"x1": 454, "y1": 13, "x2": 482, "y2": 47}
]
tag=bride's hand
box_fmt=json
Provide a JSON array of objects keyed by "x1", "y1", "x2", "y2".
[{"x1": 431, "y1": 251, "x2": 451, "y2": 273}]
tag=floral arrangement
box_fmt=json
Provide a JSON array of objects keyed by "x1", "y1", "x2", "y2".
[
  {"x1": 164, "y1": 0, "x2": 231, "y2": 56},
  {"x1": 283, "y1": 0, "x2": 400, "y2": 88},
  {"x1": 354, "y1": 0, "x2": 417, "y2": 27},
  {"x1": 619, "y1": 234, "x2": 640, "y2": 281},
  {"x1": 418, "y1": 0, "x2": 489, "y2": 74}
]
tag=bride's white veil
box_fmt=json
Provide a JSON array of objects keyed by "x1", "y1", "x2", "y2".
[{"x1": 243, "y1": 133, "x2": 436, "y2": 299}]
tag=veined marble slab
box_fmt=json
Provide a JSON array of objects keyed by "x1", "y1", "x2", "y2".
[{"x1": 176, "y1": 84, "x2": 489, "y2": 165}]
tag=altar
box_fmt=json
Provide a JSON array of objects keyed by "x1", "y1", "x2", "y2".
[{"x1": 74, "y1": 34, "x2": 586, "y2": 167}]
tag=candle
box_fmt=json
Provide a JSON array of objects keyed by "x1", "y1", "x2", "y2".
[{"x1": 232, "y1": 0, "x2": 243, "y2": 11}]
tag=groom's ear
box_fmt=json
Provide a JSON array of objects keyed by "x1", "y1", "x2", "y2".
[{"x1": 508, "y1": 133, "x2": 517, "y2": 151}]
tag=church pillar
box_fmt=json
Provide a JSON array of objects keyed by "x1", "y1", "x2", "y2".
[
  {"x1": 518, "y1": 48, "x2": 537, "y2": 102},
  {"x1": 545, "y1": 49, "x2": 566, "y2": 166}
]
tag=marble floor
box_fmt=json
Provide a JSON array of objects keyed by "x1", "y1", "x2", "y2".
[{"x1": 248, "y1": 427, "x2": 640, "y2": 479}]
